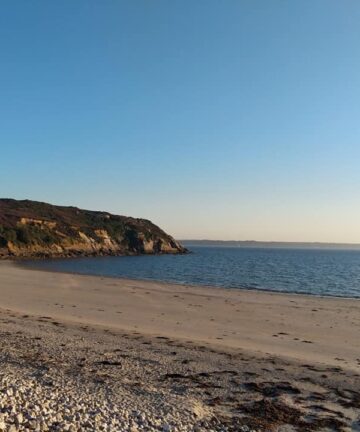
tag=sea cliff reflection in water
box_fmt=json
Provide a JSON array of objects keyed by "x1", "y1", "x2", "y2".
[{"x1": 21, "y1": 246, "x2": 360, "y2": 298}]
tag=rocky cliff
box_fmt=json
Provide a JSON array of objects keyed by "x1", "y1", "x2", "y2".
[{"x1": 0, "y1": 199, "x2": 187, "y2": 259}]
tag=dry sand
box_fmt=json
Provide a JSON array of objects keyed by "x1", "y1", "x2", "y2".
[
  {"x1": 0, "y1": 261, "x2": 359, "y2": 431},
  {"x1": 0, "y1": 261, "x2": 359, "y2": 371}
]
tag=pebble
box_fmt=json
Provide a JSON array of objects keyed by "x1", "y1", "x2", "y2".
[
  {"x1": 0, "y1": 335, "x2": 258, "y2": 432},
  {"x1": 1, "y1": 367, "x2": 252, "y2": 432}
]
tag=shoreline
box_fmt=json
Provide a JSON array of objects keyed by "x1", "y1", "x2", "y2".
[
  {"x1": 1, "y1": 260, "x2": 360, "y2": 371},
  {"x1": 15, "y1": 258, "x2": 360, "y2": 301}
]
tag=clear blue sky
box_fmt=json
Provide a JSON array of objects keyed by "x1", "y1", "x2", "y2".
[{"x1": 1, "y1": 1, "x2": 360, "y2": 242}]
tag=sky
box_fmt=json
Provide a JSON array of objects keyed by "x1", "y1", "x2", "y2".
[{"x1": 1, "y1": 1, "x2": 360, "y2": 242}]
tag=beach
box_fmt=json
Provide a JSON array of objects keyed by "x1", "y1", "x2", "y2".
[{"x1": 0, "y1": 261, "x2": 359, "y2": 431}]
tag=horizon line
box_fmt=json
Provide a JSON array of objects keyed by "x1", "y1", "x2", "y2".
[{"x1": 179, "y1": 239, "x2": 360, "y2": 246}]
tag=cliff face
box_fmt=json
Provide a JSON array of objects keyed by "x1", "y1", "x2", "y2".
[{"x1": 0, "y1": 199, "x2": 187, "y2": 259}]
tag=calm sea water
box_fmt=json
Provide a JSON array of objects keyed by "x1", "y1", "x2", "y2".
[{"x1": 21, "y1": 246, "x2": 360, "y2": 298}]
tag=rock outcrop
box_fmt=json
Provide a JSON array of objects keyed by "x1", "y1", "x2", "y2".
[{"x1": 0, "y1": 199, "x2": 187, "y2": 259}]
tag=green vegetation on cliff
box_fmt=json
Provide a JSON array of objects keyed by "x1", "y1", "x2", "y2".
[{"x1": 0, "y1": 199, "x2": 186, "y2": 258}]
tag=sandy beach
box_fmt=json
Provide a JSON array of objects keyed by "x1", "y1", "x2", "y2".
[
  {"x1": 0, "y1": 261, "x2": 360, "y2": 431},
  {"x1": 1, "y1": 261, "x2": 360, "y2": 371}
]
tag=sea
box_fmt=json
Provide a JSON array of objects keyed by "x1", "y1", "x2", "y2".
[{"x1": 21, "y1": 245, "x2": 360, "y2": 299}]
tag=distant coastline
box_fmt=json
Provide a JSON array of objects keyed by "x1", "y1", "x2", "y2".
[{"x1": 180, "y1": 239, "x2": 360, "y2": 250}]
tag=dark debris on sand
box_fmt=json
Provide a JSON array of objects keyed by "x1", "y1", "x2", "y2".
[{"x1": 0, "y1": 309, "x2": 359, "y2": 431}]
